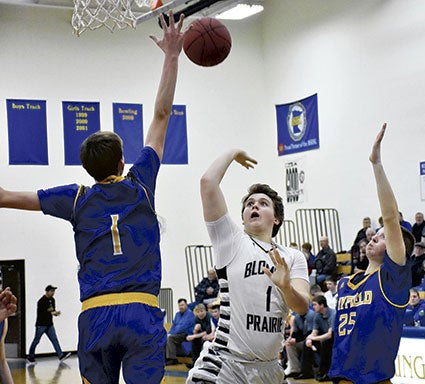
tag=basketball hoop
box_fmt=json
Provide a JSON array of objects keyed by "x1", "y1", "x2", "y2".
[{"x1": 72, "y1": 0, "x2": 161, "y2": 36}]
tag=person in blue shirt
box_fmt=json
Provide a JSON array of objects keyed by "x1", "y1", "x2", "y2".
[
  {"x1": 166, "y1": 298, "x2": 195, "y2": 365},
  {"x1": 403, "y1": 288, "x2": 425, "y2": 326}
]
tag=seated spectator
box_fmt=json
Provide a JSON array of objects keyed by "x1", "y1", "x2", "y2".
[
  {"x1": 399, "y1": 211, "x2": 413, "y2": 231},
  {"x1": 375, "y1": 216, "x2": 384, "y2": 233},
  {"x1": 410, "y1": 242, "x2": 425, "y2": 288},
  {"x1": 324, "y1": 277, "x2": 337, "y2": 309},
  {"x1": 186, "y1": 303, "x2": 215, "y2": 368},
  {"x1": 354, "y1": 239, "x2": 369, "y2": 272},
  {"x1": 315, "y1": 236, "x2": 337, "y2": 286},
  {"x1": 289, "y1": 242, "x2": 299, "y2": 249},
  {"x1": 365, "y1": 227, "x2": 375, "y2": 243},
  {"x1": 194, "y1": 269, "x2": 219, "y2": 306},
  {"x1": 310, "y1": 284, "x2": 324, "y2": 299},
  {"x1": 209, "y1": 303, "x2": 220, "y2": 329},
  {"x1": 295, "y1": 296, "x2": 335, "y2": 382},
  {"x1": 284, "y1": 308, "x2": 315, "y2": 378},
  {"x1": 412, "y1": 212, "x2": 425, "y2": 242},
  {"x1": 165, "y1": 298, "x2": 195, "y2": 366},
  {"x1": 403, "y1": 289, "x2": 425, "y2": 326},
  {"x1": 301, "y1": 242, "x2": 316, "y2": 275},
  {"x1": 353, "y1": 217, "x2": 371, "y2": 245}
]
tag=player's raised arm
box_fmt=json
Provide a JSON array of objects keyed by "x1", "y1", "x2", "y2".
[
  {"x1": 369, "y1": 123, "x2": 405, "y2": 265},
  {"x1": 145, "y1": 11, "x2": 185, "y2": 160},
  {"x1": 0, "y1": 188, "x2": 40, "y2": 211},
  {"x1": 200, "y1": 149, "x2": 257, "y2": 222}
]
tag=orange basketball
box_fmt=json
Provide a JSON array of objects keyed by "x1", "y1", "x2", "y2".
[{"x1": 183, "y1": 17, "x2": 232, "y2": 67}]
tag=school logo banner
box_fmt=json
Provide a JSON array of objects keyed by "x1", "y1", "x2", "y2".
[
  {"x1": 276, "y1": 94, "x2": 319, "y2": 156},
  {"x1": 62, "y1": 101, "x2": 100, "y2": 165},
  {"x1": 7, "y1": 99, "x2": 48, "y2": 165},
  {"x1": 162, "y1": 105, "x2": 188, "y2": 165},
  {"x1": 113, "y1": 103, "x2": 143, "y2": 164}
]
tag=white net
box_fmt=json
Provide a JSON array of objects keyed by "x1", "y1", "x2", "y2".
[{"x1": 72, "y1": 0, "x2": 154, "y2": 36}]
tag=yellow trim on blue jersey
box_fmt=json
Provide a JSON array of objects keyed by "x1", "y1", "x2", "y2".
[
  {"x1": 346, "y1": 270, "x2": 377, "y2": 290},
  {"x1": 98, "y1": 175, "x2": 125, "y2": 184},
  {"x1": 73, "y1": 184, "x2": 84, "y2": 211},
  {"x1": 81, "y1": 292, "x2": 158, "y2": 312},
  {"x1": 378, "y1": 266, "x2": 409, "y2": 309}
]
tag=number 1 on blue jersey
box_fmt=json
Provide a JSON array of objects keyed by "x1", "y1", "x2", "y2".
[{"x1": 110, "y1": 214, "x2": 123, "y2": 255}]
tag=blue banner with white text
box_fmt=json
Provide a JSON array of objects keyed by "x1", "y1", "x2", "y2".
[
  {"x1": 63, "y1": 101, "x2": 100, "y2": 165},
  {"x1": 162, "y1": 105, "x2": 188, "y2": 165},
  {"x1": 113, "y1": 103, "x2": 143, "y2": 164},
  {"x1": 7, "y1": 99, "x2": 48, "y2": 165},
  {"x1": 276, "y1": 94, "x2": 319, "y2": 156}
]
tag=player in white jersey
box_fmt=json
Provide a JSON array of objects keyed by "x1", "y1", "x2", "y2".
[{"x1": 186, "y1": 149, "x2": 310, "y2": 384}]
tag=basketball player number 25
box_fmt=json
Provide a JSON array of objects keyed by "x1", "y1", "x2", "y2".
[
  {"x1": 110, "y1": 214, "x2": 123, "y2": 255},
  {"x1": 338, "y1": 312, "x2": 356, "y2": 336}
]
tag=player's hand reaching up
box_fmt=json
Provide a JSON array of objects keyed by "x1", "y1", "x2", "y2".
[
  {"x1": 150, "y1": 11, "x2": 185, "y2": 56},
  {"x1": 262, "y1": 247, "x2": 291, "y2": 291},
  {"x1": 369, "y1": 123, "x2": 386, "y2": 165},
  {"x1": 234, "y1": 150, "x2": 257, "y2": 170}
]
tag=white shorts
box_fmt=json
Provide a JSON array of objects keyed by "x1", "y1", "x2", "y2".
[{"x1": 185, "y1": 347, "x2": 285, "y2": 384}]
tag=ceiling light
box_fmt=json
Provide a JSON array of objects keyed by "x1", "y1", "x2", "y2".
[{"x1": 216, "y1": 3, "x2": 264, "y2": 20}]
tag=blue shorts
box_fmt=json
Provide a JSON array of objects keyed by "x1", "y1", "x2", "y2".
[{"x1": 78, "y1": 302, "x2": 166, "y2": 384}]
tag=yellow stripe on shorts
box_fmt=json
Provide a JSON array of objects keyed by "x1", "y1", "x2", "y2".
[{"x1": 81, "y1": 292, "x2": 158, "y2": 312}]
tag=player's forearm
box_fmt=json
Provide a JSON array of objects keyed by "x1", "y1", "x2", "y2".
[
  {"x1": 278, "y1": 285, "x2": 309, "y2": 315},
  {"x1": 0, "y1": 189, "x2": 41, "y2": 211},
  {"x1": 372, "y1": 163, "x2": 399, "y2": 224}
]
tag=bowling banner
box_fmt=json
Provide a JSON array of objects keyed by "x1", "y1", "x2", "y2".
[
  {"x1": 113, "y1": 103, "x2": 143, "y2": 164},
  {"x1": 276, "y1": 94, "x2": 319, "y2": 156}
]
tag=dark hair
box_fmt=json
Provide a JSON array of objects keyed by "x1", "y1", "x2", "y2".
[
  {"x1": 80, "y1": 131, "x2": 123, "y2": 181},
  {"x1": 302, "y1": 242, "x2": 312, "y2": 252},
  {"x1": 312, "y1": 295, "x2": 328, "y2": 307},
  {"x1": 241, "y1": 183, "x2": 284, "y2": 237},
  {"x1": 401, "y1": 226, "x2": 415, "y2": 256},
  {"x1": 177, "y1": 298, "x2": 187, "y2": 304}
]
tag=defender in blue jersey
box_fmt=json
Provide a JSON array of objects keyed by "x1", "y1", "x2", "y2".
[
  {"x1": 0, "y1": 12, "x2": 185, "y2": 384},
  {"x1": 329, "y1": 124, "x2": 415, "y2": 384}
]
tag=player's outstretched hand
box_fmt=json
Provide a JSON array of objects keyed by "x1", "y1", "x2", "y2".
[
  {"x1": 149, "y1": 11, "x2": 185, "y2": 56},
  {"x1": 262, "y1": 247, "x2": 290, "y2": 291},
  {"x1": 234, "y1": 150, "x2": 257, "y2": 170},
  {"x1": 369, "y1": 123, "x2": 386, "y2": 165},
  {"x1": 0, "y1": 287, "x2": 17, "y2": 322}
]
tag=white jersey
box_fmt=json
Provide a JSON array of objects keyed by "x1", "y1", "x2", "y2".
[{"x1": 206, "y1": 213, "x2": 308, "y2": 362}]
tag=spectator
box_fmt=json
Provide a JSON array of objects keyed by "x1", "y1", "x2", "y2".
[
  {"x1": 310, "y1": 284, "x2": 324, "y2": 299},
  {"x1": 412, "y1": 212, "x2": 425, "y2": 243},
  {"x1": 354, "y1": 239, "x2": 369, "y2": 272},
  {"x1": 399, "y1": 211, "x2": 413, "y2": 232},
  {"x1": 194, "y1": 269, "x2": 219, "y2": 306},
  {"x1": 403, "y1": 289, "x2": 425, "y2": 326},
  {"x1": 165, "y1": 298, "x2": 195, "y2": 366},
  {"x1": 27, "y1": 285, "x2": 71, "y2": 365},
  {"x1": 289, "y1": 242, "x2": 299, "y2": 249},
  {"x1": 210, "y1": 303, "x2": 220, "y2": 328},
  {"x1": 375, "y1": 216, "x2": 384, "y2": 233},
  {"x1": 315, "y1": 236, "x2": 337, "y2": 285},
  {"x1": 324, "y1": 277, "x2": 338, "y2": 309},
  {"x1": 365, "y1": 227, "x2": 375, "y2": 243},
  {"x1": 353, "y1": 217, "x2": 371, "y2": 246},
  {"x1": 284, "y1": 308, "x2": 315, "y2": 378},
  {"x1": 410, "y1": 242, "x2": 425, "y2": 288},
  {"x1": 186, "y1": 303, "x2": 215, "y2": 368},
  {"x1": 295, "y1": 296, "x2": 335, "y2": 382},
  {"x1": 302, "y1": 242, "x2": 316, "y2": 275}
]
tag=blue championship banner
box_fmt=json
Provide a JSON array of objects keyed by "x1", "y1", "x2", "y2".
[
  {"x1": 7, "y1": 99, "x2": 48, "y2": 165},
  {"x1": 113, "y1": 103, "x2": 143, "y2": 164},
  {"x1": 276, "y1": 94, "x2": 319, "y2": 156},
  {"x1": 63, "y1": 101, "x2": 100, "y2": 165},
  {"x1": 162, "y1": 105, "x2": 188, "y2": 165}
]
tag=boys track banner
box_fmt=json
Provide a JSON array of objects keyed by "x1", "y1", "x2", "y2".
[
  {"x1": 276, "y1": 93, "x2": 319, "y2": 156},
  {"x1": 7, "y1": 99, "x2": 48, "y2": 165}
]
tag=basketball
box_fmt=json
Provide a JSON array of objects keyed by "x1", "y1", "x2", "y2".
[{"x1": 183, "y1": 17, "x2": 232, "y2": 67}]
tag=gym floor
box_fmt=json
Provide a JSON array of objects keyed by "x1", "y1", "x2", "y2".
[{"x1": 8, "y1": 355, "x2": 326, "y2": 383}]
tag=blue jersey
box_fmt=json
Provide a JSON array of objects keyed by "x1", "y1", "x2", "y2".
[
  {"x1": 38, "y1": 146, "x2": 161, "y2": 302},
  {"x1": 329, "y1": 253, "x2": 411, "y2": 384}
]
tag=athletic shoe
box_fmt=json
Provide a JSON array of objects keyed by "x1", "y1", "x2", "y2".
[
  {"x1": 26, "y1": 357, "x2": 36, "y2": 366},
  {"x1": 59, "y1": 352, "x2": 72, "y2": 362}
]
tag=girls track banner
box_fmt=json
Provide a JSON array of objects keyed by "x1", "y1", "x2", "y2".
[
  {"x1": 113, "y1": 103, "x2": 143, "y2": 164},
  {"x1": 276, "y1": 93, "x2": 319, "y2": 156},
  {"x1": 7, "y1": 99, "x2": 48, "y2": 165},
  {"x1": 162, "y1": 105, "x2": 188, "y2": 165},
  {"x1": 63, "y1": 101, "x2": 100, "y2": 165}
]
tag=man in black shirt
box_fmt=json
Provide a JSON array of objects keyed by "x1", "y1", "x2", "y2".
[{"x1": 27, "y1": 285, "x2": 71, "y2": 365}]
